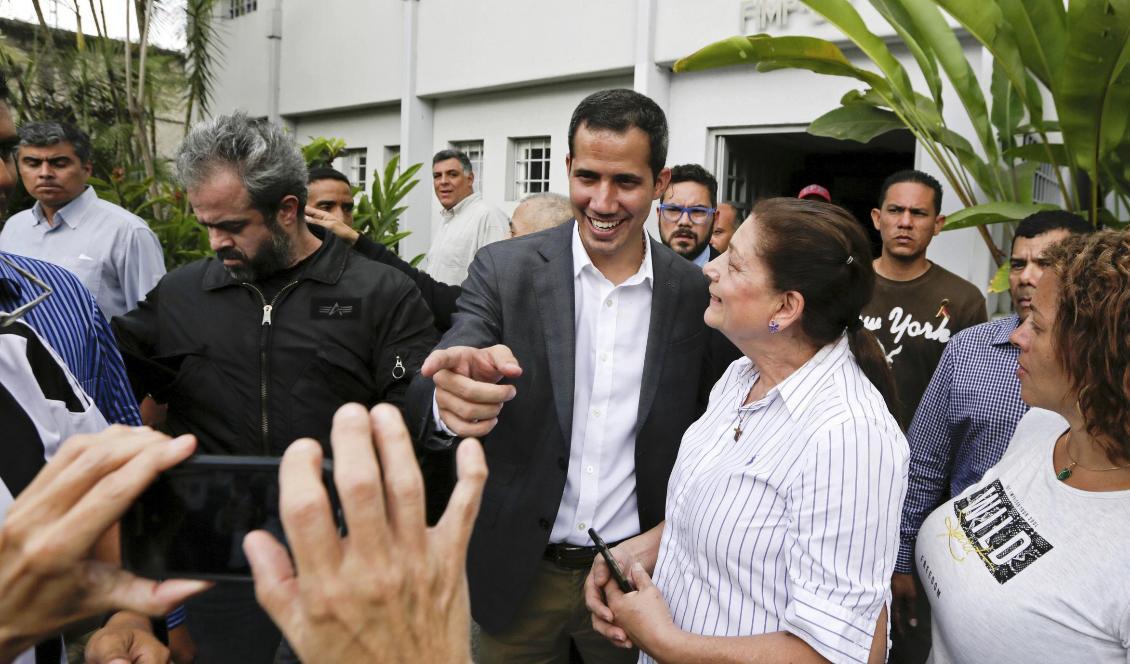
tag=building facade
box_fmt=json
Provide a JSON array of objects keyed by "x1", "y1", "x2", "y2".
[{"x1": 207, "y1": 0, "x2": 1005, "y2": 304}]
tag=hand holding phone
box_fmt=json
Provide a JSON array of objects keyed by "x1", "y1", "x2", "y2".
[{"x1": 588, "y1": 527, "x2": 633, "y2": 593}]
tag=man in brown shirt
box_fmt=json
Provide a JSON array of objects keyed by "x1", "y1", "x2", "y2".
[{"x1": 861, "y1": 170, "x2": 986, "y2": 431}]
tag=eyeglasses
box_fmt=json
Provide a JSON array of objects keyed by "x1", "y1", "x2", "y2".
[
  {"x1": 0, "y1": 256, "x2": 54, "y2": 327},
  {"x1": 658, "y1": 203, "x2": 717, "y2": 226}
]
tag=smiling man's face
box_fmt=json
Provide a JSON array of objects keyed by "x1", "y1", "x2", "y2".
[{"x1": 566, "y1": 123, "x2": 669, "y2": 279}]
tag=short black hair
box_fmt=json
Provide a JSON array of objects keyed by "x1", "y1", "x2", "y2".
[
  {"x1": 1014, "y1": 210, "x2": 1092, "y2": 240},
  {"x1": 432, "y1": 149, "x2": 473, "y2": 174},
  {"x1": 877, "y1": 169, "x2": 943, "y2": 214},
  {"x1": 308, "y1": 166, "x2": 351, "y2": 186},
  {"x1": 0, "y1": 71, "x2": 9, "y2": 104},
  {"x1": 18, "y1": 121, "x2": 94, "y2": 164},
  {"x1": 568, "y1": 89, "x2": 668, "y2": 181},
  {"x1": 663, "y1": 163, "x2": 718, "y2": 207}
]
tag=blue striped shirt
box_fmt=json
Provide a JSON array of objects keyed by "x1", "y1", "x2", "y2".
[
  {"x1": 648, "y1": 336, "x2": 908, "y2": 664},
  {"x1": 0, "y1": 252, "x2": 141, "y2": 426},
  {"x1": 895, "y1": 315, "x2": 1027, "y2": 573}
]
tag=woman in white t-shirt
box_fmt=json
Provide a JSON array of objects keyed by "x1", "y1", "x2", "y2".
[
  {"x1": 915, "y1": 229, "x2": 1130, "y2": 663},
  {"x1": 584, "y1": 198, "x2": 909, "y2": 664}
]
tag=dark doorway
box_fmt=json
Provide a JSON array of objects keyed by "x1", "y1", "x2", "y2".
[{"x1": 719, "y1": 129, "x2": 915, "y2": 257}]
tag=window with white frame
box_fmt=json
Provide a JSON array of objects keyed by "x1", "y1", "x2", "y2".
[
  {"x1": 227, "y1": 0, "x2": 257, "y2": 18},
  {"x1": 384, "y1": 145, "x2": 401, "y2": 178},
  {"x1": 337, "y1": 149, "x2": 368, "y2": 195},
  {"x1": 510, "y1": 137, "x2": 551, "y2": 199},
  {"x1": 449, "y1": 140, "x2": 484, "y2": 193}
]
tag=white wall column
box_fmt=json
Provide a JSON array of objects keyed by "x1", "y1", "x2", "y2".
[
  {"x1": 399, "y1": 0, "x2": 435, "y2": 259},
  {"x1": 633, "y1": 0, "x2": 670, "y2": 110},
  {"x1": 266, "y1": 0, "x2": 282, "y2": 124}
]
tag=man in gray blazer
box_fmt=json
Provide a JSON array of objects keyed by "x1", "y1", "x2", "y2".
[{"x1": 407, "y1": 89, "x2": 716, "y2": 663}]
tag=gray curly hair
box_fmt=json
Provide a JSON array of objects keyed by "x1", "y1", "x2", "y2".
[{"x1": 176, "y1": 112, "x2": 307, "y2": 217}]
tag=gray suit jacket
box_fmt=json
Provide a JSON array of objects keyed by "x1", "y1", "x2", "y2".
[{"x1": 407, "y1": 221, "x2": 717, "y2": 632}]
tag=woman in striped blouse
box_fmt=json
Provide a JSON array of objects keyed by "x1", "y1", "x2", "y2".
[{"x1": 585, "y1": 198, "x2": 909, "y2": 664}]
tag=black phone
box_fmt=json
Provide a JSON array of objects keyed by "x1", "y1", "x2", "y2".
[
  {"x1": 121, "y1": 455, "x2": 341, "y2": 582},
  {"x1": 588, "y1": 527, "x2": 633, "y2": 593}
]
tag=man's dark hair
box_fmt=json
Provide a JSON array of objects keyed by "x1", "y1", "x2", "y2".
[
  {"x1": 877, "y1": 169, "x2": 943, "y2": 214},
  {"x1": 1014, "y1": 210, "x2": 1092, "y2": 240},
  {"x1": 0, "y1": 72, "x2": 9, "y2": 103},
  {"x1": 432, "y1": 149, "x2": 473, "y2": 174},
  {"x1": 18, "y1": 121, "x2": 94, "y2": 164},
  {"x1": 664, "y1": 163, "x2": 718, "y2": 207},
  {"x1": 568, "y1": 89, "x2": 668, "y2": 180},
  {"x1": 308, "y1": 166, "x2": 351, "y2": 187}
]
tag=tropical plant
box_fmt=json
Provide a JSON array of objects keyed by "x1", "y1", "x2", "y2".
[
  {"x1": 674, "y1": 0, "x2": 1130, "y2": 289},
  {"x1": 2, "y1": 1, "x2": 220, "y2": 267},
  {"x1": 355, "y1": 155, "x2": 425, "y2": 266}
]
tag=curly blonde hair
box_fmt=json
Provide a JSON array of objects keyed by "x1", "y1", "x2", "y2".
[{"x1": 1044, "y1": 230, "x2": 1130, "y2": 459}]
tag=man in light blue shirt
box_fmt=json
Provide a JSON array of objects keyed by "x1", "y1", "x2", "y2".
[{"x1": 0, "y1": 121, "x2": 164, "y2": 319}]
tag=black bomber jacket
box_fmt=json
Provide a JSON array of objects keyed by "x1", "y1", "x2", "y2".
[{"x1": 112, "y1": 233, "x2": 438, "y2": 456}]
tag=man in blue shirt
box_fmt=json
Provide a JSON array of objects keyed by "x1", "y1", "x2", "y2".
[
  {"x1": 0, "y1": 121, "x2": 165, "y2": 320},
  {"x1": 890, "y1": 210, "x2": 1093, "y2": 658}
]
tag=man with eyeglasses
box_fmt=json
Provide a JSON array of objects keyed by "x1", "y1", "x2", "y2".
[{"x1": 656, "y1": 163, "x2": 720, "y2": 268}]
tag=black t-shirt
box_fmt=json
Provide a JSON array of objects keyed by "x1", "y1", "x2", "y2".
[{"x1": 860, "y1": 262, "x2": 987, "y2": 430}]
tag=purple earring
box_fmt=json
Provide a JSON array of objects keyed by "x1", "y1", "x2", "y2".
[{"x1": 768, "y1": 319, "x2": 780, "y2": 334}]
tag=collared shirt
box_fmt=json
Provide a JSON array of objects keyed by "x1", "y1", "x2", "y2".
[
  {"x1": 0, "y1": 186, "x2": 166, "y2": 319},
  {"x1": 648, "y1": 336, "x2": 908, "y2": 664},
  {"x1": 691, "y1": 245, "x2": 710, "y2": 269},
  {"x1": 895, "y1": 314, "x2": 1027, "y2": 573},
  {"x1": 424, "y1": 192, "x2": 510, "y2": 286},
  {"x1": 551, "y1": 223, "x2": 654, "y2": 545},
  {"x1": 0, "y1": 319, "x2": 109, "y2": 664},
  {"x1": 0, "y1": 252, "x2": 140, "y2": 426}
]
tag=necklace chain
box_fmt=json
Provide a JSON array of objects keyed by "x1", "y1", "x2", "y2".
[{"x1": 1056, "y1": 431, "x2": 1130, "y2": 481}]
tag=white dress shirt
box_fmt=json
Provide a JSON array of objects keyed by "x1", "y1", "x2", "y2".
[
  {"x1": 431, "y1": 223, "x2": 654, "y2": 545},
  {"x1": 551, "y1": 224, "x2": 653, "y2": 545},
  {"x1": 646, "y1": 336, "x2": 908, "y2": 664},
  {"x1": 0, "y1": 186, "x2": 166, "y2": 320},
  {"x1": 424, "y1": 192, "x2": 510, "y2": 286}
]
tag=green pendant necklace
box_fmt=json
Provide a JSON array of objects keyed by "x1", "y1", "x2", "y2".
[{"x1": 1057, "y1": 431, "x2": 1130, "y2": 481}]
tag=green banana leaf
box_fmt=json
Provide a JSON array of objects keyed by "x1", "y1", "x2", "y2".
[
  {"x1": 1003, "y1": 143, "x2": 1068, "y2": 166},
  {"x1": 807, "y1": 103, "x2": 905, "y2": 142},
  {"x1": 674, "y1": 35, "x2": 888, "y2": 92},
  {"x1": 869, "y1": 0, "x2": 943, "y2": 105},
  {"x1": 943, "y1": 201, "x2": 1058, "y2": 230},
  {"x1": 988, "y1": 261, "x2": 1010, "y2": 293},
  {"x1": 899, "y1": 0, "x2": 1001, "y2": 173},
  {"x1": 996, "y1": 0, "x2": 1066, "y2": 92},
  {"x1": 1056, "y1": 0, "x2": 1130, "y2": 178},
  {"x1": 802, "y1": 0, "x2": 917, "y2": 100}
]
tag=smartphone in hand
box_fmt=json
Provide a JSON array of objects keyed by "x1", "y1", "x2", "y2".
[
  {"x1": 121, "y1": 455, "x2": 341, "y2": 582},
  {"x1": 588, "y1": 527, "x2": 633, "y2": 593}
]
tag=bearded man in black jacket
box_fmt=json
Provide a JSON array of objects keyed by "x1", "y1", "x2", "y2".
[{"x1": 112, "y1": 112, "x2": 438, "y2": 664}]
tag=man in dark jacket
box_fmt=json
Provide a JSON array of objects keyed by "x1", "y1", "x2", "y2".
[{"x1": 112, "y1": 113, "x2": 437, "y2": 664}]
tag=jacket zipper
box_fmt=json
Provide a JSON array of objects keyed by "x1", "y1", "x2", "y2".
[{"x1": 245, "y1": 281, "x2": 300, "y2": 454}]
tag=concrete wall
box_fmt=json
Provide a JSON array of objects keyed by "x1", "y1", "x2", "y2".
[
  {"x1": 415, "y1": 0, "x2": 636, "y2": 97},
  {"x1": 279, "y1": 0, "x2": 403, "y2": 115},
  {"x1": 208, "y1": 7, "x2": 273, "y2": 117}
]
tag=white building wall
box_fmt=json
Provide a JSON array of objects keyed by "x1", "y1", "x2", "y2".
[
  {"x1": 208, "y1": 7, "x2": 273, "y2": 117},
  {"x1": 279, "y1": 0, "x2": 403, "y2": 115},
  {"x1": 415, "y1": 0, "x2": 636, "y2": 96}
]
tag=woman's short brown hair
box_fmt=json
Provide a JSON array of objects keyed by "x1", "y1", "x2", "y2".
[{"x1": 1043, "y1": 230, "x2": 1130, "y2": 458}]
